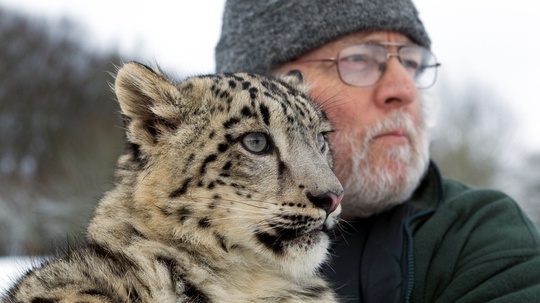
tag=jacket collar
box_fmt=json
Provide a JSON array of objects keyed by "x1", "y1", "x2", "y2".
[{"x1": 407, "y1": 160, "x2": 445, "y2": 212}]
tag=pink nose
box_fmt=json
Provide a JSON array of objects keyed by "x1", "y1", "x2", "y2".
[{"x1": 307, "y1": 191, "x2": 344, "y2": 214}]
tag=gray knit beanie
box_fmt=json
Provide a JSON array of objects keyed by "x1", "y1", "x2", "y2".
[{"x1": 215, "y1": 0, "x2": 430, "y2": 74}]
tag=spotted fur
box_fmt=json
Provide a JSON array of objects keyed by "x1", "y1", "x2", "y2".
[{"x1": 2, "y1": 63, "x2": 343, "y2": 303}]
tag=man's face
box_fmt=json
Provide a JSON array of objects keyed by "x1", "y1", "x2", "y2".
[{"x1": 275, "y1": 31, "x2": 430, "y2": 219}]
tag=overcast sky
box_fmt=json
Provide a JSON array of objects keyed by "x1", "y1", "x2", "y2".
[{"x1": 1, "y1": 0, "x2": 539, "y2": 152}]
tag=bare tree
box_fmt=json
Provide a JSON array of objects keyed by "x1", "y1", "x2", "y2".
[
  {"x1": 429, "y1": 77, "x2": 540, "y2": 224},
  {"x1": 503, "y1": 153, "x2": 540, "y2": 225},
  {"x1": 0, "y1": 7, "x2": 124, "y2": 255},
  {"x1": 430, "y1": 78, "x2": 515, "y2": 188}
]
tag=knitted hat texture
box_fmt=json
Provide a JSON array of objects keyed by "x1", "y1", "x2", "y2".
[{"x1": 215, "y1": 0, "x2": 430, "y2": 74}]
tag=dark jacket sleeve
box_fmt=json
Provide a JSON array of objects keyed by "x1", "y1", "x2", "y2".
[{"x1": 411, "y1": 180, "x2": 540, "y2": 303}]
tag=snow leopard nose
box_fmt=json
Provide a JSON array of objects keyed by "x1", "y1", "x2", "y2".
[{"x1": 306, "y1": 191, "x2": 344, "y2": 214}]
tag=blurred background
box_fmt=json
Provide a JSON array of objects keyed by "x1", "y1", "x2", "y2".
[{"x1": 0, "y1": 0, "x2": 538, "y2": 271}]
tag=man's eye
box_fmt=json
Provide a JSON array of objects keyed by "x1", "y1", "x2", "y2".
[
  {"x1": 342, "y1": 54, "x2": 368, "y2": 62},
  {"x1": 340, "y1": 54, "x2": 378, "y2": 71},
  {"x1": 402, "y1": 59, "x2": 421, "y2": 71}
]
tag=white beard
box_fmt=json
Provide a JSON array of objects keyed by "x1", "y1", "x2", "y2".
[{"x1": 332, "y1": 109, "x2": 430, "y2": 219}]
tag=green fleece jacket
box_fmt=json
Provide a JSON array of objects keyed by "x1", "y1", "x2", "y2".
[{"x1": 323, "y1": 162, "x2": 540, "y2": 303}]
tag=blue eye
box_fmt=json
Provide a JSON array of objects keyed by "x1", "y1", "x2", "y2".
[{"x1": 242, "y1": 133, "x2": 271, "y2": 154}]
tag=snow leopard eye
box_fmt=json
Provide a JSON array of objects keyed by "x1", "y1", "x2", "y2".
[
  {"x1": 242, "y1": 132, "x2": 271, "y2": 154},
  {"x1": 317, "y1": 132, "x2": 328, "y2": 153}
]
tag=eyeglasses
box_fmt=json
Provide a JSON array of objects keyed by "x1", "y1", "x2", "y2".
[{"x1": 297, "y1": 42, "x2": 441, "y2": 89}]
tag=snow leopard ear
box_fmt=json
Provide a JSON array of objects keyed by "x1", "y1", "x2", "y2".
[
  {"x1": 115, "y1": 62, "x2": 183, "y2": 146},
  {"x1": 279, "y1": 70, "x2": 309, "y2": 94}
]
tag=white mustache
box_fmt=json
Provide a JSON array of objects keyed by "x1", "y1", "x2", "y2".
[{"x1": 364, "y1": 111, "x2": 418, "y2": 145}]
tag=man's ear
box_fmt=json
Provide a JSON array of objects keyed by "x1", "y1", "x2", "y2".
[{"x1": 114, "y1": 62, "x2": 183, "y2": 147}]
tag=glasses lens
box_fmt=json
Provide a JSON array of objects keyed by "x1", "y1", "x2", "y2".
[
  {"x1": 336, "y1": 44, "x2": 386, "y2": 87},
  {"x1": 335, "y1": 44, "x2": 439, "y2": 89},
  {"x1": 399, "y1": 46, "x2": 438, "y2": 89}
]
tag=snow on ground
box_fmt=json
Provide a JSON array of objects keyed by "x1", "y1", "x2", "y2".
[{"x1": 0, "y1": 257, "x2": 44, "y2": 295}]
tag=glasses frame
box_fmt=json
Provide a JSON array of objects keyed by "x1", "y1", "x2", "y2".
[{"x1": 296, "y1": 42, "x2": 441, "y2": 89}]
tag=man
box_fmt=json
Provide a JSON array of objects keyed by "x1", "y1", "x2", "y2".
[{"x1": 215, "y1": 1, "x2": 540, "y2": 302}]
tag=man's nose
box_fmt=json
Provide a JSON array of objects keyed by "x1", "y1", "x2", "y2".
[{"x1": 372, "y1": 57, "x2": 418, "y2": 109}]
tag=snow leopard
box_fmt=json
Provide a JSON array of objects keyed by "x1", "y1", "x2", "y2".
[{"x1": 2, "y1": 62, "x2": 344, "y2": 303}]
